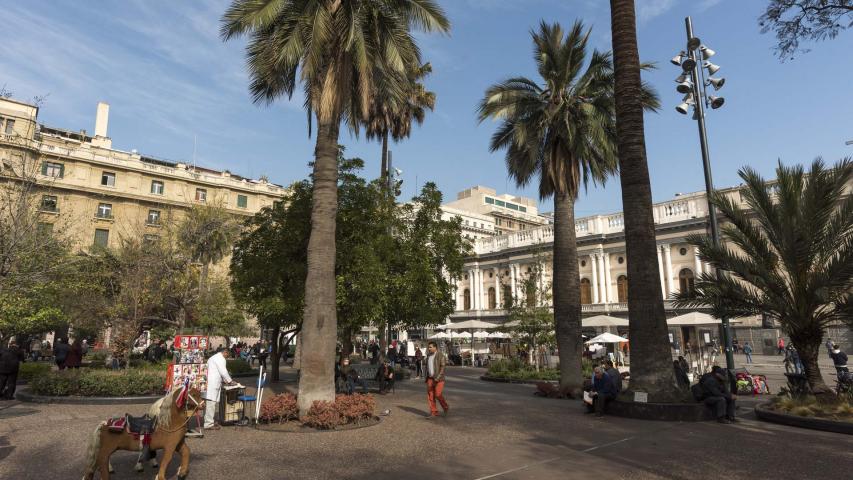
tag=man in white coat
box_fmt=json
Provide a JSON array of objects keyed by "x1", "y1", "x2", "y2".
[{"x1": 204, "y1": 349, "x2": 234, "y2": 429}]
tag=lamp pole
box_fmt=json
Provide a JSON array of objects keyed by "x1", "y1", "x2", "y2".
[{"x1": 681, "y1": 16, "x2": 735, "y2": 370}]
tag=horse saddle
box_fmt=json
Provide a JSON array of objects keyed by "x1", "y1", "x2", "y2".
[{"x1": 106, "y1": 414, "x2": 155, "y2": 435}]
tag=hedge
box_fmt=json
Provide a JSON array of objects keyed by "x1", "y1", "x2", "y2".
[
  {"x1": 226, "y1": 358, "x2": 254, "y2": 375},
  {"x1": 17, "y1": 362, "x2": 51, "y2": 382},
  {"x1": 29, "y1": 369, "x2": 165, "y2": 397}
]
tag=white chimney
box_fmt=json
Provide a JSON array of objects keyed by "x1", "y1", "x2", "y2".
[{"x1": 92, "y1": 102, "x2": 112, "y2": 148}]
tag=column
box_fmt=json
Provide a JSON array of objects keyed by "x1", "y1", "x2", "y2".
[
  {"x1": 603, "y1": 253, "x2": 613, "y2": 304},
  {"x1": 596, "y1": 251, "x2": 607, "y2": 303},
  {"x1": 494, "y1": 268, "x2": 501, "y2": 309},
  {"x1": 590, "y1": 254, "x2": 599, "y2": 303},
  {"x1": 693, "y1": 246, "x2": 703, "y2": 276},
  {"x1": 510, "y1": 264, "x2": 517, "y2": 302},
  {"x1": 468, "y1": 269, "x2": 476, "y2": 310},
  {"x1": 476, "y1": 269, "x2": 483, "y2": 310},
  {"x1": 663, "y1": 244, "x2": 674, "y2": 296},
  {"x1": 657, "y1": 245, "x2": 666, "y2": 299}
]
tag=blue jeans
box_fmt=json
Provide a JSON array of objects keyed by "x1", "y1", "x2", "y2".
[
  {"x1": 745, "y1": 353, "x2": 752, "y2": 363},
  {"x1": 346, "y1": 377, "x2": 367, "y2": 394}
]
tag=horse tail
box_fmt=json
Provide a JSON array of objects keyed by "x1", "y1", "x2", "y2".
[{"x1": 83, "y1": 421, "x2": 105, "y2": 478}]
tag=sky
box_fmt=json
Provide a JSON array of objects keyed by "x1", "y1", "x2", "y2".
[{"x1": 2, "y1": 0, "x2": 851, "y2": 217}]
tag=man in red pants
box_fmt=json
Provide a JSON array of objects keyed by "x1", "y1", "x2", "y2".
[{"x1": 425, "y1": 341, "x2": 449, "y2": 418}]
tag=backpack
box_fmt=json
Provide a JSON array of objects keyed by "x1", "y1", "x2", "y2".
[{"x1": 691, "y1": 383, "x2": 704, "y2": 402}]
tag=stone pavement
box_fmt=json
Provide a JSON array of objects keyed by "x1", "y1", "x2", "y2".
[{"x1": 1, "y1": 366, "x2": 851, "y2": 480}]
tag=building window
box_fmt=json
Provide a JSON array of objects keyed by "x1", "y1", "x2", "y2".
[
  {"x1": 519, "y1": 206, "x2": 527, "y2": 213},
  {"x1": 617, "y1": 275, "x2": 628, "y2": 302},
  {"x1": 4, "y1": 119, "x2": 15, "y2": 134},
  {"x1": 495, "y1": 199, "x2": 505, "y2": 207},
  {"x1": 581, "y1": 260, "x2": 586, "y2": 267},
  {"x1": 580, "y1": 278, "x2": 592, "y2": 305},
  {"x1": 679, "y1": 268, "x2": 695, "y2": 297},
  {"x1": 679, "y1": 247, "x2": 688, "y2": 256},
  {"x1": 503, "y1": 286, "x2": 513, "y2": 309},
  {"x1": 37, "y1": 222, "x2": 53, "y2": 236},
  {"x1": 618, "y1": 256, "x2": 625, "y2": 264},
  {"x1": 520, "y1": 223, "x2": 526, "y2": 230},
  {"x1": 195, "y1": 188, "x2": 207, "y2": 202},
  {"x1": 96, "y1": 203, "x2": 113, "y2": 219},
  {"x1": 485, "y1": 197, "x2": 494, "y2": 205},
  {"x1": 237, "y1": 194, "x2": 248, "y2": 208},
  {"x1": 40, "y1": 195, "x2": 58, "y2": 212},
  {"x1": 495, "y1": 218, "x2": 502, "y2": 226},
  {"x1": 147, "y1": 209, "x2": 161, "y2": 225},
  {"x1": 101, "y1": 171, "x2": 116, "y2": 186},
  {"x1": 93, "y1": 229, "x2": 109, "y2": 248},
  {"x1": 151, "y1": 180, "x2": 164, "y2": 195},
  {"x1": 463, "y1": 289, "x2": 471, "y2": 310},
  {"x1": 488, "y1": 287, "x2": 496, "y2": 310},
  {"x1": 41, "y1": 161, "x2": 64, "y2": 178}
]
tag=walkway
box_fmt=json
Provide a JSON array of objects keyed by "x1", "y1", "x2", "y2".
[{"x1": 1, "y1": 366, "x2": 850, "y2": 479}]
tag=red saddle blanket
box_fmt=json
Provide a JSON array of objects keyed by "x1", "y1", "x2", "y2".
[{"x1": 105, "y1": 415, "x2": 155, "y2": 445}]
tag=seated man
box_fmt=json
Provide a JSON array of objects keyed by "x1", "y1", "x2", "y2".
[
  {"x1": 587, "y1": 367, "x2": 618, "y2": 417},
  {"x1": 340, "y1": 358, "x2": 367, "y2": 394},
  {"x1": 699, "y1": 366, "x2": 737, "y2": 424},
  {"x1": 376, "y1": 360, "x2": 395, "y2": 394}
]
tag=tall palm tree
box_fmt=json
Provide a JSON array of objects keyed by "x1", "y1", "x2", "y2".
[
  {"x1": 367, "y1": 63, "x2": 436, "y2": 178},
  {"x1": 609, "y1": 0, "x2": 681, "y2": 400},
  {"x1": 478, "y1": 21, "x2": 658, "y2": 395},
  {"x1": 178, "y1": 201, "x2": 240, "y2": 295},
  {"x1": 676, "y1": 159, "x2": 853, "y2": 394},
  {"x1": 221, "y1": 0, "x2": 449, "y2": 413}
]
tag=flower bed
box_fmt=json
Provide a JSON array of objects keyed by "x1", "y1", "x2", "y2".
[
  {"x1": 29, "y1": 369, "x2": 165, "y2": 397},
  {"x1": 257, "y1": 393, "x2": 377, "y2": 431},
  {"x1": 766, "y1": 395, "x2": 853, "y2": 423}
]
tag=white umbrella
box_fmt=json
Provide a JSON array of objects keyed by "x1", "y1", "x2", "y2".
[
  {"x1": 585, "y1": 332, "x2": 628, "y2": 344},
  {"x1": 666, "y1": 312, "x2": 720, "y2": 326},
  {"x1": 438, "y1": 320, "x2": 499, "y2": 330},
  {"x1": 472, "y1": 330, "x2": 489, "y2": 339},
  {"x1": 487, "y1": 331, "x2": 508, "y2": 339},
  {"x1": 429, "y1": 332, "x2": 451, "y2": 340},
  {"x1": 582, "y1": 315, "x2": 629, "y2": 328}
]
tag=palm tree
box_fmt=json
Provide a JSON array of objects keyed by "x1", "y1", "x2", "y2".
[
  {"x1": 478, "y1": 21, "x2": 658, "y2": 395},
  {"x1": 221, "y1": 0, "x2": 449, "y2": 413},
  {"x1": 609, "y1": 0, "x2": 681, "y2": 401},
  {"x1": 177, "y1": 201, "x2": 240, "y2": 294},
  {"x1": 676, "y1": 159, "x2": 853, "y2": 394},
  {"x1": 367, "y1": 63, "x2": 436, "y2": 178}
]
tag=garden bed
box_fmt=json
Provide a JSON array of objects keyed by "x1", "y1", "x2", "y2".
[
  {"x1": 754, "y1": 397, "x2": 853, "y2": 435},
  {"x1": 256, "y1": 392, "x2": 378, "y2": 431},
  {"x1": 14, "y1": 388, "x2": 162, "y2": 405},
  {"x1": 27, "y1": 368, "x2": 165, "y2": 397},
  {"x1": 255, "y1": 416, "x2": 381, "y2": 433}
]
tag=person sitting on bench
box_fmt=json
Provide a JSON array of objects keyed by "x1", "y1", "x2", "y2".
[
  {"x1": 340, "y1": 358, "x2": 367, "y2": 394},
  {"x1": 699, "y1": 366, "x2": 738, "y2": 424},
  {"x1": 376, "y1": 359, "x2": 394, "y2": 394}
]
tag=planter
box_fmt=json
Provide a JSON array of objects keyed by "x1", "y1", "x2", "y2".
[
  {"x1": 606, "y1": 399, "x2": 715, "y2": 422},
  {"x1": 255, "y1": 416, "x2": 381, "y2": 433},
  {"x1": 15, "y1": 387, "x2": 162, "y2": 405},
  {"x1": 754, "y1": 402, "x2": 853, "y2": 435},
  {"x1": 480, "y1": 375, "x2": 557, "y2": 385}
]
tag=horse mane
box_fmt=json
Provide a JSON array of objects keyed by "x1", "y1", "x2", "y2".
[{"x1": 157, "y1": 389, "x2": 180, "y2": 429}]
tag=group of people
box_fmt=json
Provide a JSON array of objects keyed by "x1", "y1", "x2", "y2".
[{"x1": 586, "y1": 360, "x2": 622, "y2": 417}]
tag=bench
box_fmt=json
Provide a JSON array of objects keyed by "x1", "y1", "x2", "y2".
[{"x1": 337, "y1": 364, "x2": 394, "y2": 393}]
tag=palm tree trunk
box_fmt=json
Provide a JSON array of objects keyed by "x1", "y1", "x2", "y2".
[
  {"x1": 553, "y1": 192, "x2": 583, "y2": 396},
  {"x1": 791, "y1": 332, "x2": 832, "y2": 394},
  {"x1": 610, "y1": 0, "x2": 680, "y2": 401},
  {"x1": 296, "y1": 118, "x2": 340, "y2": 414},
  {"x1": 380, "y1": 130, "x2": 389, "y2": 179}
]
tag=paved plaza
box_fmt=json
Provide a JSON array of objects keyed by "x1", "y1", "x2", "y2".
[{"x1": 1, "y1": 365, "x2": 851, "y2": 480}]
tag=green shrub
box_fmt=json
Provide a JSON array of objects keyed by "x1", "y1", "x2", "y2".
[
  {"x1": 85, "y1": 350, "x2": 110, "y2": 369},
  {"x1": 226, "y1": 359, "x2": 254, "y2": 375},
  {"x1": 29, "y1": 369, "x2": 165, "y2": 397},
  {"x1": 18, "y1": 362, "x2": 51, "y2": 382},
  {"x1": 486, "y1": 358, "x2": 560, "y2": 381}
]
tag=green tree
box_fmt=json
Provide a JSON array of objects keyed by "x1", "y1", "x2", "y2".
[
  {"x1": 675, "y1": 159, "x2": 853, "y2": 394},
  {"x1": 177, "y1": 201, "x2": 240, "y2": 296},
  {"x1": 504, "y1": 252, "x2": 554, "y2": 371},
  {"x1": 196, "y1": 274, "x2": 250, "y2": 342},
  {"x1": 478, "y1": 21, "x2": 657, "y2": 395},
  {"x1": 609, "y1": 0, "x2": 681, "y2": 401},
  {"x1": 759, "y1": 1, "x2": 853, "y2": 60},
  {"x1": 221, "y1": 0, "x2": 450, "y2": 413}
]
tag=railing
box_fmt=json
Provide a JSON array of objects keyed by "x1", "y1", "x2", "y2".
[{"x1": 453, "y1": 300, "x2": 689, "y2": 316}]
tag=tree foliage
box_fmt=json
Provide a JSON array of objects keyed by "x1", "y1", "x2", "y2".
[
  {"x1": 759, "y1": 1, "x2": 853, "y2": 59},
  {"x1": 675, "y1": 158, "x2": 853, "y2": 393}
]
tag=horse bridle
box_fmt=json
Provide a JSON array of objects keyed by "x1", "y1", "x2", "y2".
[{"x1": 157, "y1": 392, "x2": 205, "y2": 434}]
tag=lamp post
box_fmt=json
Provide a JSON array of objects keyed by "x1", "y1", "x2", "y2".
[{"x1": 673, "y1": 16, "x2": 735, "y2": 371}]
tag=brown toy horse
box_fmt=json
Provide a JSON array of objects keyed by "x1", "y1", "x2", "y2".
[{"x1": 82, "y1": 386, "x2": 203, "y2": 480}]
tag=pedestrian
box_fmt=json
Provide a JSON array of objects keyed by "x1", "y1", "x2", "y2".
[
  {"x1": 424, "y1": 341, "x2": 449, "y2": 418},
  {"x1": 587, "y1": 367, "x2": 618, "y2": 417},
  {"x1": 414, "y1": 345, "x2": 424, "y2": 379},
  {"x1": 697, "y1": 366, "x2": 738, "y2": 424},
  {"x1": 743, "y1": 342, "x2": 753, "y2": 364},
  {"x1": 786, "y1": 344, "x2": 804, "y2": 374},
  {"x1": 53, "y1": 338, "x2": 70, "y2": 370},
  {"x1": 0, "y1": 340, "x2": 26, "y2": 400},
  {"x1": 369, "y1": 340, "x2": 380, "y2": 365},
  {"x1": 376, "y1": 358, "x2": 395, "y2": 394},
  {"x1": 29, "y1": 337, "x2": 42, "y2": 362},
  {"x1": 604, "y1": 360, "x2": 622, "y2": 394},
  {"x1": 673, "y1": 360, "x2": 690, "y2": 390},
  {"x1": 340, "y1": 358, "x2": 367, "y2": 394},
  {"x1": 777, "y1": 337, "x2": 785, "y2": 355},
  {"x1": 387, "y1": 344, "x2": 398, "y2": 368},
  {"x1": 825, "y1": 338, "x2": 834, "y2": 357},
  {"x1": 204, "y1": 348, "x2": 234, "y2": 430},
  {"x1": 678, "y1": 355, "x2": 689, "y2": 375},
  {"x1": 830, "y1": 345, "x2": 848, "y2": 375},
  {"x1": 66, "y1": 339, "x2": 83, "y2": 369}
]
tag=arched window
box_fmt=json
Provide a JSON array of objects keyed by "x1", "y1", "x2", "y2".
[
  {"x1": 488, "y1": 287, "x2": 496, "y2": 310},
  {"x1": 503, "y1": 285, "x2": 513, "y2": 309},
  {"x1": 580, "y1": 278, "x2": 592, "y2": 305},
  {"x1": 679, "y1": 268, "x2": 695, "y2": 297},
  {"x1": 463, "y1": 289, "x2": 471, "y2": 310},
  {"x1": 617, "y1": 275, "x2": 628, "y2": 303}
]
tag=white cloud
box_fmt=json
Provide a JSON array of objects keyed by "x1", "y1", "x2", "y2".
[{"x1": 637, "y1": 0, "x2": 678, "y2": 23}]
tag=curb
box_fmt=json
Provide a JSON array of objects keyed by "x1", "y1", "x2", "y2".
[
  {"x1": 255, "y1": 416, "x2": 382, "y2": 434},
  {"x1": 754, "y1": 402, "x2": 853, "y2": 435},
  {"x1": 606, "y1": 399, "x2": 716, "y2": 422},
  {"x1": 480, "y1": 375, "x2": 557, "y2": 385},
  {"x1": 14, "y1": 388, "x2": 162, "y2": 405}
]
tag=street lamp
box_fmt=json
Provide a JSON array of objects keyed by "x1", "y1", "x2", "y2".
[{"x1": 672, "y1": 16, "x2": 735, "y2": 371}]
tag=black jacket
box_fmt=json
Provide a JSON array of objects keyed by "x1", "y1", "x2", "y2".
[
  {"x1": 699, "y1": 373, "x2": 732, "y2": 401},
  {"x1": 0, "y1": 346, "x2": 25, "y2": 374},
  {"x1": 830, "y1": 351, "x2": 848, "y2": 367}
]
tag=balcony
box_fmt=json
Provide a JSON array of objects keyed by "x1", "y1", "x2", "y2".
[
  {"x1": 94, "y1": 212, "x2": 114, "y2": 220},
  {"x1": 451, "y1": 300, "x2": 694, "y2": 318}
]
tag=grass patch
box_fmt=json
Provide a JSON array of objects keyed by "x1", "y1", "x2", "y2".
[{"x1": 771, "y1": 395, "x2": 853, "y2": 423}]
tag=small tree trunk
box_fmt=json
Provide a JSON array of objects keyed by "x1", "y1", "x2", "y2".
[
  {"x1": 342, "y1": 327, "x2": 354, "y2": 357},
  {"x1": 553, "y1": 192, "x2": 583, "y2": 396},
  {"x1": 270, "y1": 325, "x2": 281, "y2": 382},
  {"x1": 380, "y1": 130, "x2": 389, "y2": 179}
]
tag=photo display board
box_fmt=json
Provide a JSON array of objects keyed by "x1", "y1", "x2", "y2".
[{"x1": 166, "y1": 335, "x2": 209, "y2": 392}]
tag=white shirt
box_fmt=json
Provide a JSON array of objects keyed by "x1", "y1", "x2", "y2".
[
  {"x1": 205, "y1": 352, "x2": 233, "y2": 402},
  {"x1": 427, "y1": 353, "x2": 436, "y2": 377}
]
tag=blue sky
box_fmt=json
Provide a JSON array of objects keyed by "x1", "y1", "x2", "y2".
[{"x1": 2, "y1": 0, "x2": 851, "y2": 216}]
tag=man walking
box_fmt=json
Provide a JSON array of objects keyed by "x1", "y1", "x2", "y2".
[
  {"x1": 742, "y1": 342, "x2": 753, "y2": 364},
  {"x1": 830, "y1": 345, "x2": 848, "y2": 375},
  {"x1": 1, "y1": 340, "x2": 26, "y2": 400},
  {"x1": 204, "y1": 348, "x2": 235, "y2": 430},
  {"x1": 53, "y1": 338, "x2": 70, "y2": 370},
  {"x1": 425, "y1": 341, "x2": 449, "y2": 418},
  {"x1": 777, "y1": 337, "x2": 785, "y2": 355}
]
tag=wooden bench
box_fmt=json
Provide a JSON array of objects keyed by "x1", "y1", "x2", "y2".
[{"x1": 337, "y1": 364, "x2": 394, "y2": 393}]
